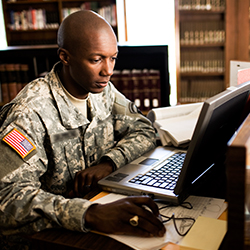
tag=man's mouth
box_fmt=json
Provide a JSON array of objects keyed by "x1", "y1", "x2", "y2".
[{"x1": 95, "y1": 82, "x2": 108, "y2": 88}]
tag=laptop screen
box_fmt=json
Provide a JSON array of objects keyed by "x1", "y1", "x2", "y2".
[{"x1": 175, "y1": 82, "x2": 250, "y2": 195}]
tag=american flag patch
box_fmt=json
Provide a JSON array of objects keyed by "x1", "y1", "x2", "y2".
[{"x1": 3, "y1": 128, "x2": 36, "y2": 158}]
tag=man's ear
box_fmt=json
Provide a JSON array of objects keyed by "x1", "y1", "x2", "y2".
[{"x1": 58, "y1": 48, "x2": 70, "y2": 65}]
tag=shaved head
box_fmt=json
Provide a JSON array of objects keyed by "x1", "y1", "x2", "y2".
[
  {"x1": 57, "y1": 10, "x2": 117, "y2": 55},
  {"x1": 56, "y1": 10, "x2": 118, "y2": 99}
]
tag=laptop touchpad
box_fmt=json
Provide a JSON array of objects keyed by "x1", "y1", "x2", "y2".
[{"x1": 139, "y1": 158, "x2": 159, "y2": 166}]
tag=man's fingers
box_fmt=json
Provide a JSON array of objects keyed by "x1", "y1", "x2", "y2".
[
  {"x1": 131, "y1": 216, "x2": 165, "y2": 237},
  {"x1": 128, "y1": 196, "x2": 160, "y2": 216},
  {"x1": 127, "y1": 209, "x2": 166, "y2": 236},
  {"x1": 74, "y1": 172, "x2": 91, "y2": 197}
]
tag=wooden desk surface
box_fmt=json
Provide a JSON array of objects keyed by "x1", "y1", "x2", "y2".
[
  {"x1": 30, "y1": 211, "x2": 227, "y2": 250},
  {"x1": 30, "y1": 190, "x2": 228, "y2": 250}
]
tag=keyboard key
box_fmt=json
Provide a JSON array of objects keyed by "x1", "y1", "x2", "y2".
[{"x1": 129, "y1": 152, "x2": 186, "y2": 191}]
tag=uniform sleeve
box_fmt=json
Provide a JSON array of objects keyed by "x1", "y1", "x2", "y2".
[
  {"x1": 0, "y1": 108, "x2": 93, "y2": 235},
  {"x1": 104, "y1": 85, "x2": 157, "y2": 168}
]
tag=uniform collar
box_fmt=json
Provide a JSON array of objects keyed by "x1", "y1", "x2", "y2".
[
  {"x1": 45, "y1": 62, "x2": 88, "y2": 129},
  {"x1": 46, "y1": 62, "x2": 112, "y2": 128}
]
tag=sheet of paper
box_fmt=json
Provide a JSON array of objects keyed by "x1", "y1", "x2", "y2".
[
  {"x1": 179, "y1": 216, "x2": 227, "y2": 250},
  {"x1": 93, "y1": 193, "x2": 227, "y2": 250}
]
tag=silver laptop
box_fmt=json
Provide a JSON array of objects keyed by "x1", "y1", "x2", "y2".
[{"x1": 99, "y1": 81, "x2": 250, "y2": 204}]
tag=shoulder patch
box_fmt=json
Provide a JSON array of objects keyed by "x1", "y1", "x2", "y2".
[
  {"x1": 3, "y1": 128, "x2": 36, "y2": 159},
  {"x1": 129, "y1": 102, "x2": 141, "y2": 114}
]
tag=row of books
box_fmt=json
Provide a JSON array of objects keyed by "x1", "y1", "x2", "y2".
[
  {"x1": 8, "y1": 3, "x2": 117, "y2": 31},
  {"x1": 111, "y1": 69, "x2": 161, "y2": 112},
  {"x1": 0, "y1": 63, "x2": 30, "y2": 104},
  {"x1": 98, "y1": 4, "x2": 117, "y2": 27},
  {"x1": 180, "y1": 50, "x2": 224, "y2": 73},
  {"x1": 62, "y1": 3, "x2": 117, "y2": 27},
  {"x1": 179, "y1": 0, "x2": 225, "y2": 11},
  {"x1": 0, "y1": 65, "x2": 161, "y2": 110},
  {"x1": 9, "y1": 9, "x2": 59, "y2": 30},
  {"x1": 180, "y1": 21, "x2": 225, "y2": 45},
  {"x1": 179, "y1": 79, "x2": 224, "y2": 103}
]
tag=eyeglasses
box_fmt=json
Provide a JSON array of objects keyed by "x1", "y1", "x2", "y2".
[{"x1": 159, "y1": 202, "x2": 196, "y2": 236}]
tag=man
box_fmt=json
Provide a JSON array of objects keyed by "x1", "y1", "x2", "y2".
[{"x1": 0, "y1": 10, "x2": 166, "y2": 248}]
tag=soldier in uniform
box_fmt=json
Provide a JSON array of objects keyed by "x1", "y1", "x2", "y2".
[{"x1": 0, "y1": 10, "x2": 166, "y2": 249}]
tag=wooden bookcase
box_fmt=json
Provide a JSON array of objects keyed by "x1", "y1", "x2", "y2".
[
  {"x1": 0, "y1": 1, "x2": 171, "y2": 112},
  {"x1": 2, "y1": 0, "x2": 250, "y2": 108},
  {"x1": 2, "y1": 0, "x2": 117, "y2": 46},
  {"x1": 0, "y1": 0, "x2": 118, "y2": 107},
  {"x1": 175, "y1": 0, "x2": 250, "y2": 104},
  {"x1": 0, "y1": 45, "x2": 170, "y2": 112}
]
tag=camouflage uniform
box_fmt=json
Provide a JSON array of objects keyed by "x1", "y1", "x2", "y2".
[{"x1": 0, "y1": 62, "x2": 156, "y2": 237}]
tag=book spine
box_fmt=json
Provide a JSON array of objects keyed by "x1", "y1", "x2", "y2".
[
  {"x1": 14, "y1": 11, "x2": 21, "y2": 30},
  {"x1": 27, "y1": 8, "x2": 33, "y2": 29},
  {"x1": 14, "y1": 64, "x2": 23, "y2": 93},
  {"x1": 141, "y1": 69, "x2": 151, "y2": 112},
  {"x1": 131, "y1": 69, "x2": 143, "y2": 110},
  {"x1": 20, "y1": 64, "x2": 30, "y2": 88},
  {"x1": 149, "y1": 69, "x2": 161, "y2": 108},
  {"x1": 20, "y1": 10, "x2": 28, "y2": 30},
  {"x1": 6, "y1": 64, "x2": 18, "y2": 101},
  {"x1": 121, "y1": 69, "x2": 133, "y2": 101},
  {"x1": 36, "y1": 9, "x2": 44, "y2": 29},
  {"x1": 31, "y1": 9, "x2": 37, "y2": 30},
  {"x1": 111, "y1": 4, "x2": 117, "y2": 27},
  {"x1": 9, "y1": 10, "x2": 15, "y2": 30},
  {"x1": 110, "y1": 70, "x2": 122, "y2": 90},
  {"x1": 0, "y1": 64, "x2": 10, "y2": 104}
]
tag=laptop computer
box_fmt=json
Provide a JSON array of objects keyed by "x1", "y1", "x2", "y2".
[{"x1": 98, "y1": 81, "x2": 250, "y2": 204}]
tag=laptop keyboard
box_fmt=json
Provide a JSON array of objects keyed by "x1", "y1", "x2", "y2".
[{"x1": 129, "y1": 152, "x2": 186, "y2": 190}]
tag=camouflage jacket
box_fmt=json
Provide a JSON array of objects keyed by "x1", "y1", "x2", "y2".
[{"x1": 0, "y1": 62, "x2": 156, "y2": 235}]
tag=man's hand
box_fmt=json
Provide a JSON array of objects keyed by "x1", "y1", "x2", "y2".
[
  {"x1": 71, "y1": 161, "x2": 113, "y2": 197},
  {"x1": 85, "y1": 196, "x2": 166, "y2": 237}
]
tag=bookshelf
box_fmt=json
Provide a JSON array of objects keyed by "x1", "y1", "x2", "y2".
[
  {"x1": 0, "y1": 2, "x2": 171, "y2": 113},
  {"x1": 0, "y1": 45, "x2": 59, "y2": 105},
  {"x1": 1, "y1": 0, "x2": 117, "y2": 46},
  {"x1": 175, "y1": 0, "x2": 250, "y2": 104},
  {"x1": 2, "y1": 0, "x2": 250, "y2": 109},
  {"x1": 0, "y1": 0, "x2": 118, "y2": 107},
  {"x1": 0, "y1": 45, "x2": 170, "y2": 113},
  {"x1": 112, "y1": 45, "x2": 170, "y2": 110}
]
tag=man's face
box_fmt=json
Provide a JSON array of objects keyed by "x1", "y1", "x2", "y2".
[{"x1": 67, "y1": 30, "x2": 118, "y2": 98}]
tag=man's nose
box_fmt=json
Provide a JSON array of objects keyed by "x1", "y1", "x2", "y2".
[{"x1": 101, "y1": 60, "x2": 114, "y2": 76}]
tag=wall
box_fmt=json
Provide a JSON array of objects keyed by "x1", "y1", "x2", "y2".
[{"x1": 117, "y1": 0, "x2": 177, "y2": 105}]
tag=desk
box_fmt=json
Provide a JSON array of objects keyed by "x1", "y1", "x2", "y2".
[
  {"x1": 30, "y1": 189, "x2": 227, "y2": 250},
  {"x1": 30, "y1": 210, "x2": 227, "y2": 250},
  {"x1": 31, "y1": 229, "x2": 133, "y2": 250}
]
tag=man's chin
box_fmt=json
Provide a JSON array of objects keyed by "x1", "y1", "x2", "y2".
[
  {"x1": 90, "y1": 87, "x2": 106, "y2": 94},
  {"x1": 90, "y1": 84, "x2": 108, "y2": 94}
]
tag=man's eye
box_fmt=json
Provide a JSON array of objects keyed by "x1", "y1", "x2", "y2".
[
  {"x1": 92, "y1": 58, "x2": 101, "y2": 63},
  {"x1": 111, "y1": 57, "x2": 118, "y2": 61}
]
